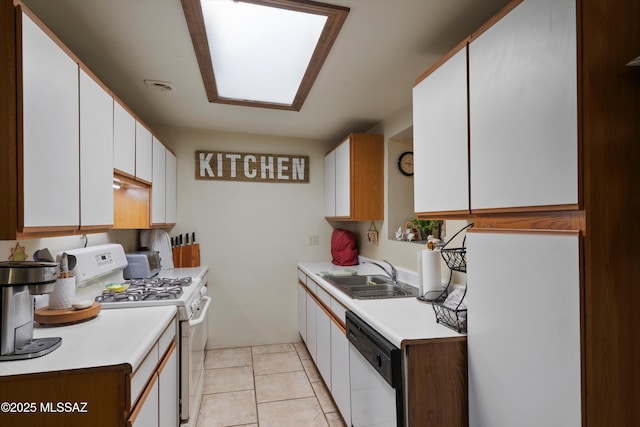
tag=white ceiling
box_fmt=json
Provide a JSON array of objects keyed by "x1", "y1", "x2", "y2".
[{"x1": 22, "y1": 0, "x2": 511, "y2": 142}]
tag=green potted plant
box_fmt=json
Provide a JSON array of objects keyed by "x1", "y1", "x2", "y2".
[{"x1": 411, "y1": 218, "x2": 443, "y2": 240}]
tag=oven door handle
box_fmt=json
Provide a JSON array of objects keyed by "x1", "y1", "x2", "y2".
[{"x1": 189, "y1": 296, "x2": 211, "y2": 327}]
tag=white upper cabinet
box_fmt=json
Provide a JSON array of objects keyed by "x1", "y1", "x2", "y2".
[
  {"x1": 135, "y1": 122, "x2": 153, "y2": 183},
  {"x1": 165, "y1": 150, "x2": 177, "y2": 224},
  {"x1": 113, "y1": 101, "x2": 136, "y2": 177},
  {"x1": 79, "y1": 69, "x2": 114, "y2": 228},
  {"x1": 21, "y1": 11, "x2": 79, "y2": 229},
  {"x1": 413, "y1": 46, "x2": 469, "y2": 214},
  {"x1": 324, "y1": 149, "x2": 336, "y2": 217},
  {"x1": 151, "y1": 137, "x2": 166, "y2": 225},
  {"x1": 334, "y1": 139, "x2": 351, "y2": 217},
  {"x1": 324, "y1": 133, "x2": 383, "y2": 220},
  {"x1": 469, "y1": 0, "x2": 578, "y2": 211}
]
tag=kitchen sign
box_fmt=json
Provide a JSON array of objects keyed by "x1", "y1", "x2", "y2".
[{"x1": 196, "y1": 150, "x2": 309, "y2": 183}]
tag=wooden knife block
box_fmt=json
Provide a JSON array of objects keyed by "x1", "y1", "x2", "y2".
[{"x1": 172, "y1": 244, "x2": 200, "y2": 268}]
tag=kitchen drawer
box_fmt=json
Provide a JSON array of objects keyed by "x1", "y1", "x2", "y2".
[
  {"x1": 316, "y1": 286, "x2": 331, "y2": 307},
  {"x1": 307, "y1": 278, "x2": 318, "y2": 295},
  {"x1": 297, "y1": 269, "x2": 307, "y2": 285},
  {"x1": 158, "y1": 319, "x2": 176, "y2": 358},
  {"x1": 131, "y1": 342, "x2": 159, "y2": 407},
  {"x1": 330, "y1": 298, "x2": 347, "y2": 324}
]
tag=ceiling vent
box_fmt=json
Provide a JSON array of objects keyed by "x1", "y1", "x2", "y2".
[{"x1": 144, "y1": 79, "x2": 174, "y2": 92}]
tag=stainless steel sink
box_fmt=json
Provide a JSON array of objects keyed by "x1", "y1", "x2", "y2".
[{"x1": 323, "y1": 275, "x2": 419, "y2": 299}]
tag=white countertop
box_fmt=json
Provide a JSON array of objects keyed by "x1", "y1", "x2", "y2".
[
  {"x1": 159, "y1": 266, "x2": 208, "y2": 281},
  {"x1": 0, "y1": 305, "x2": 177, "y2": 377},
  {"x1": 297, "y1": 261, "x2": 464, "y2": 348}
]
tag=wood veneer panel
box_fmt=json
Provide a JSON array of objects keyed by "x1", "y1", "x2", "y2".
[
  {"x1": 0, "y1": 0, "x2": 18, "y2": 239},
  {"x1": 113, "y1": 175, "x2": 150, "y2": 229},
  {"x1": 406, "y1": 339, "x2": 468, "y2": 427},
  {"x1": 0, "y1": 365, "x2": 130, "y2": 427},
  {"x1": 350, "y1": 133, "x2": 384, "y2": 220},
  {"x1": 580, "y1": 0, "x2": 640, "y2": 425}
]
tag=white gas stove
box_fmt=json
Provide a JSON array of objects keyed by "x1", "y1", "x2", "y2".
[
  {"x1": 60, "y1": 244, "x2": 210, "y2": 426},
  {"x1": 65, "y1": 244, "x2": 206, "y2": 322}
]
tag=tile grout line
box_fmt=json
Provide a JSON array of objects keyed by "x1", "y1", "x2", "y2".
[
  {"x1": 251, "y1": 346, "x2": 260, "y2": 427},
  {"x1": 294, "y1": 342, "x2": 340, "y2": 427}
]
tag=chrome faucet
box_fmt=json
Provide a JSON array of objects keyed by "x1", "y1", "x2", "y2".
[{"x1": 362, "y1": 259, "x2": 398, "y2": 284}]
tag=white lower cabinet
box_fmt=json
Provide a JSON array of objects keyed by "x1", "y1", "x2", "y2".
[
  {"x1": 316, "y1": 307, "x2": 332, "y2": 388},
  {"x1": 128, "y1": 323, "x2": 178, "y2": 427},
  {"x1": 297, "y1": 283, "x2": 307, "y2": 342},
  {"x1": 297, "y1": 272, "x2": 351, "y2": 426},
  {"x1": 158, "y1": 343, "x2": 179, "y2": 426},
  {"x1": 306, "y1": 293, "x2": 317, "y2": 362},
  {"x1": 131, "y1": 374, "x2": 159, "y2": 427},
  {"x1": 466, "y1": 231, "x2": 581, "y2": 427},
  {"x1": 330, "y1": 321, "x2": 351, "y2": 425}
]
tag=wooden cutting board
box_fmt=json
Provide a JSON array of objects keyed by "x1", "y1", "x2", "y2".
[{"x1": 35, "y1": 302, "x2": 101, "y2": 325}]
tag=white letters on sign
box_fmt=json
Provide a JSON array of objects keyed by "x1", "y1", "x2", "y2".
[{"x1": 196, "y1": 150, "x2": 309, "y2": 183}]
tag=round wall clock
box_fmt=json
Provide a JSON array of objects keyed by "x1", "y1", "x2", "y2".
[{"x1": 397, "y1": 151, "x2": 414, "y2": 176}]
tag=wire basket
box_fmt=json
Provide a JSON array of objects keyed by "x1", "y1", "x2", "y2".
[
  {"x1": 430, "y1": 223, "x2": 473, "y2": 333},
  {"x1": 440, "y1": 223, "x2": 473, "y2": 273},
  {"x1": 441, "y1": 248, "x2": 467, "y2": 273},
  {"x1": 432, "y1": 294, "x2": 467, "y2": 334}
]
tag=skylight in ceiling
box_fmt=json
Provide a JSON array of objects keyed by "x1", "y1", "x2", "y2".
[{"x1": 181, "y1": 0, "x2": 349, "y2": 111}]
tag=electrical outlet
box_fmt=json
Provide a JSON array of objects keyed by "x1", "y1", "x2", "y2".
[{"x1": 308, "y1": 234, "x2": 319, "y2": 245}]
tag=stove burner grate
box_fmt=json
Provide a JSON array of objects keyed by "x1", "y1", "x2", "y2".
[{"x1": 95, "y1": 276, "x2": 191, "y2": 303}]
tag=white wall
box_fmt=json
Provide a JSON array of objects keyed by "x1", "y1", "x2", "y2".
[
  {"x1": 156, "y1": 126, "x2": 334, "y2": 349},
  {"x1": 0, "y1": 230, "x2": 137, "y2": 262}
]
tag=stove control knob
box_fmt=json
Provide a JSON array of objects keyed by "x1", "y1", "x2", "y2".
[
  {"x1": 191, "y1": 300, "x2": 200, "y2": 313},
  {"x1": 199, "y1": 286, "x2": 207, "y2": 297}
]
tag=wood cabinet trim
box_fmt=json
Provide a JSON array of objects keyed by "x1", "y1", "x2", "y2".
[
  {"x1": 400, "y1": 335, "x2": 466, "y2": 349},
  {"x1": 469, "y1": 0, "x2": 524, "y2": 42},
  {"x1": 405, "y1": 340, "x2": 468, "y2": 427},
  {"x1": 0, "y1": 0, "x2": 18, "y2": 240},
  {"x1": 471, "y1": 203, "x2": 580, "y2": 215},
  {"x1": 418, "y1": 210, "x2": 585, "y2": 234},
  {"x1": 414, "y1": 38, "x2": 469, "y2": 86},
  {"x1": 416, "y1": 210, "x2": 470, "y2": 219},
  {"x1": 467, "y1": 228, "x2": 581, "y2": 237}
]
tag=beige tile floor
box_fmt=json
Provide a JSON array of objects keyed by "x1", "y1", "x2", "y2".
[{"x1": 196, "y1": 342, "x2": 348, "y2": 427}]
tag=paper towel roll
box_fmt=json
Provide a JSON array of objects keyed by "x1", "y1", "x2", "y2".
[{"x1": 418, "y1": 249, "x2": 442, "y2": 297}]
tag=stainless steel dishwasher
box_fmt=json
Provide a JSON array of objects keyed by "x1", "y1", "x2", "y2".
[{"x1": 346, "y1": 311, "x2": 404, "y2": 427}]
